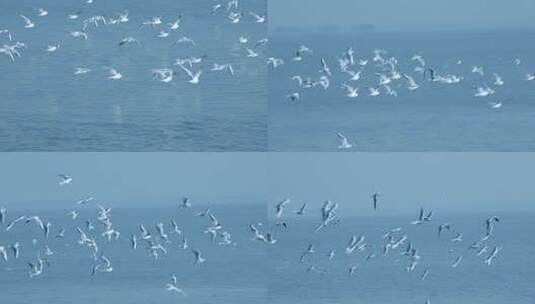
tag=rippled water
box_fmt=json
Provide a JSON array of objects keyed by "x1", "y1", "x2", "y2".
[
  {"x1": 269, "y1": 30, "x2": 535, "y2": 151},
  {"x1": 0, "y1": 0, "x2": 267, "y2": 151},
  {"x1": 267, "y1": 212, "x2": 535, "y2": 304},
  {"x1": 0, "y1": 202, "x2": 268, "y2": 304},
  {"x1": 0, "y1": 204, "x2": 533, "y2": 303}
]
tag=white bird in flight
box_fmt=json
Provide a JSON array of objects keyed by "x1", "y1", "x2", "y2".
[
  {"x1": 20, "y1": 15, "x2": 35, "y2": 28},
  {"x1": 336, "y1": 132, "x2": 355, "y2": 149},
  {"x1": 179, "y1": 65, "x2": 202, "y2": 84},
  {"x1": 58, "y1": 174, "x2": 72, "y2": 186}
]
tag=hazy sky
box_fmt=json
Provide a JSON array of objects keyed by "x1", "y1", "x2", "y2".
[
  {"x1": 0, "y1": 153, "x2": 267, "y2": 208},
  {"x1": 268, "y1": 153, "x2": 535, "y2": 215},
  {"x1": 269, "y1": 0, "x2": 535, "y2": 31},
  {"x1": 3, "y1": 153, "x2": 534, "y2": 214}
]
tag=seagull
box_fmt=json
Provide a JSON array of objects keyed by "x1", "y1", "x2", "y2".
[
  {"x1": 485, "y1": 245, "x2": 502, "y2": 265},
  {"x1": 0, "y1": 246, "x2": 7, "y2": 262},
  {"x1": 38, "y1": 8, "x2": 48, "y2": 16},
  {"x1": 265, "y1": 232, "x2": 277, "y2": 244},
  {"x1": 451, "y1": 233, "x2": 463, "y2": 242},
  {"x1": 438, "y1": 223, "x2": 451, "y2": 238},
  {"x1": 11, "y1": 242, "x2": 21, "y2": 259},
  {"x1": 320, "y1": 58, "x2": 331, "y2": 77},
  {"x1": 411, "y1": 55, "x2": 426, "y2": 67},
  {"x1": 108, "y1": 68, "x2": 122, "y2": 80},
  {"x1": 166, "y1": 283, "x2": 186, "y2": 295},
  {"x1": 476, "y1": 245, "x2": 488, "y2": 257},
  {"x1": 286, "y1": 92, "x2": 300, "y2": 102},
  {"x1": 402, "y1": 73, "x2": 419, "y2": 90},
  {"x1": 328, "y1": 250, "x2": 335, "y2": 260},
  {"x1": 130, "y1": 234, "x2": 137, "y2": 250},
  {"x1": 97, "y1": 255, "x2": 113, "y2": 273},
  {"x1": 485, "y1": 216, "x2": 499, "y2": 235},
  {"x1": 249, "y1": 224, "x2": 266, "y2": 242},
  {"x1": 372, "y1": 192, "x2": 380, "y2": 211},
  {"x1": 346, "y1": 69, "x2": 362, "y2": 81},
  {"x1": 341, "y1": 84, "x2": 359, "y2": 98},
  {"x1": 212, "y1": 4, "x2": 223, "y2": 14},
  {"x1": 55, "y1": 227, "x2": 66, "y2": 238},
  {"x1": 6, "y1": 215, "x2": 26, "y2": 231},
  {"x1": 157, "y1": 31, "x2": 169, "y2": 38},
  {"x1": 211, "y1": 63, "x2": 234, "y2": 76},
  {"x1": 119, "y1": 37, "x2": 139, "y2": 46},
  {"x1": 299, "y1": 244, "x2": 315, "y2": 263},
  {"x1": 228, "y1": 11, "x2": 244, "y2": 23},
  {"x1": 369, "y1": 87, "x2": 380, "y2": 96},
  {"x1": 171, "y1": 220, "x2": 182, "y2": 235},
  {"x1": 249, "y1": 12, "x2": 266, "y2": 23},
  {"x1": 267, "y1": 57, "x2": 284, "y2": 69},
  {"x1": 420, "y1": 268, "x2": 429, "y2": 280},
  {"x1": 526, "y1": 73, "x2": 535, "y2": 81},
  {"x1": 411, "y1": 207, "x2": 432, "y2": 224},
  {"x1": 493, "y1": 73, "x2": 504, "y2": 86},
  {"x1": 28, "y1": 259, "x2": 44, "y2": 278},
  {"x1": 451, "y1": 256, "x2": 462, "y2": 268},
  {"x1": 68, "y1": 12, "x2": 81, "y2": 20},
  {"x1": 246, "y1": 48, "x2": 258, "y2": 57},
  {"x1": 151, "y1": 68, "x2": 174, "y2": 83},
  {"x1": 45, "y1": 44, "x2": 60, "y2": 52},
  {"x1": 180, "y1": 237, "x2": 188, "y2": 250},
  {"x1": 20, "y1": 15, "x2": 35, "y2": 28},
  {"x1": 489, "y1": 99, "x2": 503, "y2": 109},
  {"x1": 0, "y1": 29, "x2": 13, "y2": 42},
  {"x1": 66, "y1": 211, "x2": 78, "y2": 220},
  {"x1": 58, "y1": 174, "x2": 72, "y2": 186},
  {"x1": 474, "y1": 86, "x2": 494, "y2": 97},
  {"x1": 70, "y1": 31, "x2": 88, "y2": 40},
  {"x1": 76, "y1": 196, "x2": 94, "y2": 204},
  {"x1": 25, "y1": 216, "x2": 45, "y2": 231},
  {"x1": 179, "y1": 197, "x2": 191, "y2": 208},
  {"x1": 173, "y1": 37, "x2": 196, "y2": 46},
  {"x1": 295, "y1": 203, "x2": 306, "y2": 215},
  {"x1": 141, "y1": 16, "x2": 162, "y2": 28},
  {"x1": 179, "y1": 65, "x2": 202, "y2": 84},
  {"x1": 0, "y1": 207, "x2": 5, "y2": 224},
  {"x1": 168, "y1": 18, "x2": 181, "y2": 30},
  {"x1": 471, "y1": 66, "x2": 484, "y2": 75},
  {"x1": 192, "y1": 249, "x2": 205, "y2": 264},
  {"x1": 275, "y1": 198, "x2": 290, "y2": 218},
  {"x1": 336, "y1": 132, "x2": 354, "y2": 149}
]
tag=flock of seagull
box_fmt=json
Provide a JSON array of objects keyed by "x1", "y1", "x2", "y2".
[
  {"x1": 0, "y1": 0, "x2": 267, "y2": 85},
  {"x1": 0, "y1": 173, "x2": 504, "y2": 304},
  {"x1": 266, "y1": 43, "x2": 535, "y2": 149},
  {"x1": 270, "y1": 196, "x2": 503, "y2": 304},
  {"x1": 0, "y1": 174, "x2": 241, "y2": 297}
]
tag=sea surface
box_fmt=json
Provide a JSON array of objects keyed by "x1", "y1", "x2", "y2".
[
  {"x1": 0, "y1": 202, "x2": 268, "y2": 304},
  {"x1": 266, "y1": 212, "x2": 535, "y2": 304},
  {"x1": 269, "y1": 30, "x2": 535, "y2": 151},
  {"x1": 0, "y1": 0, "x2": 267, "y2": 151},
  {"x1": 1, "y1": 203, "x2": 533, "y2": 304}
]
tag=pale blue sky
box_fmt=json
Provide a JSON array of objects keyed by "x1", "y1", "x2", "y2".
[
  {"x1": 2, "y1": 153, "x2": 534, "y2": 214},
  {"x1": 269, "y1": 0, "x2": 535, "y2": 31},
  {"x1": 0, "y1": 153, "x2": 267, "y2": 208}
]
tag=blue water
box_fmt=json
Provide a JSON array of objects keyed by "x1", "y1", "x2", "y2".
[
  {"x1": 0, "y1": 0, "x2": 267, "y2": 151},
  {"x1": 267, "y1": 212, "x2": 535, "y2": 304},
  {"x1": 0, "y1": 202, "x2": 268, "y2": 304},
  {"x1": 0, "y1": 202, "x2": 533, "y2": 303},
  {"x1": 269, "y1": 31, "x2": 535, "y2": 151}
]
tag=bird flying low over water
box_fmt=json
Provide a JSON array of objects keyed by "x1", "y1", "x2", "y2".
[{"x1": 58, "y1": 174, "x2": 72, "y2": 186}]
